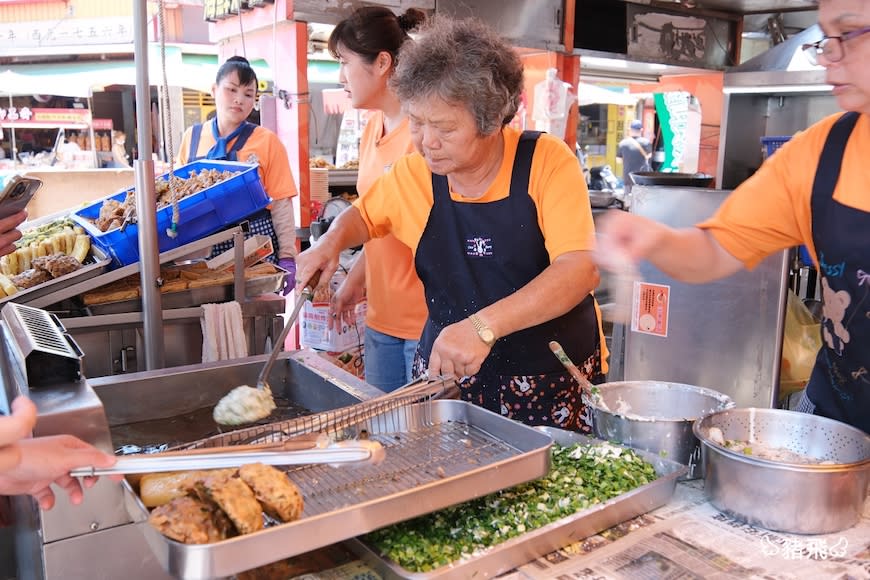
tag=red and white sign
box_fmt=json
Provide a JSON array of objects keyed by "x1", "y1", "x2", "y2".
[
  {"x1": 631, "y1": 282, "x2": 670, "y2": 337},
  {"x1": 0, "y1": 107, "x2": 92, "y2": 128}
]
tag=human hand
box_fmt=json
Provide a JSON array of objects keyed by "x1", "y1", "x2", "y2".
[
  {"x1": 595, "y1": 210, "x2": 666, "y2": 269},
  {"x1": 329, "y1": 277, "x2": 365, "y2": 331},
  {"x1": 295, "y1": 244, "x2": 339, "y2": 295},
  {"x1": 278, "y1": 258, "x2": 296, "y2": 296},
  {"x1": 426, "y1": 318, "x2": 491, "y2": 379},
  {"x1": 0, "y1": 396, "x2": 38, "y2": 472},
  {"x1": 0, "y1": 434, "x2": 117, "y2": 510},
  {"x1": 0, "y1": 210, "x2": 26, "y2": 257}
]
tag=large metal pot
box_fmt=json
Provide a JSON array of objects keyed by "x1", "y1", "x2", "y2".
[
  {"x1": 588, "y1": 381, "x2": 734, "y2": 479},
  {"x1": 694, "y1": 408, "x2": 870, "y2": 535}
]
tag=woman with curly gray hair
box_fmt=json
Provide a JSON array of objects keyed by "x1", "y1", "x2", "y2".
[{"x1": 297, "y1": 16, "x2": 604, "y2": 432}]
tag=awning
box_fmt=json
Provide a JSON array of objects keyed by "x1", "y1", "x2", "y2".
[
  {"x1": 0, "y1": 51, "x2": 278, "y2": 98},
  {"x1": 577, "y1": 82, "x2": 641, "y2": 107}
]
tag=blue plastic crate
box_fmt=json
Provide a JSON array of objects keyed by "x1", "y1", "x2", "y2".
[
  {"x1": 71, "y1": 160, "x2": 270, "y2": 268},
  {"x1": 761, "y1": 136, "x2": 791, "y2": 159}
]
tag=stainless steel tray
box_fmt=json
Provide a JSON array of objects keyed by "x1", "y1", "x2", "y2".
[
  {"x1": 86, "y1": 269, "x2": 286, "y2": 315},
  {"x1": 348, "y1": 426, "x2": 688, "y2": 579},
  {"x1": 123, "y1": 399, "x2": 553, "y2": 580},
  {"x1": 0, "y1": 245, "x2": 111, "y2": 306}
]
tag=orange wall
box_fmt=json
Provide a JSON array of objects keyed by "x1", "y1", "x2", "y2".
[{"x1": 630, "y1": 72, "x2": 725, "y2": 177}]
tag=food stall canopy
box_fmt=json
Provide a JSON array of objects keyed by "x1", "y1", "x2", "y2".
[
  {"x1": 577, "y1": 82, "x2": 641, "y2": 107},
  {"x1": 0, "y1": 53, "x2": 275, "y2": 98}
]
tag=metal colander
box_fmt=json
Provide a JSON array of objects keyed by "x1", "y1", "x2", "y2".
[
  {"x1": 695, "y1": 407, "x2": 869, "y2": 465},
  {"x1": 694, "y1": 408, "x2": 869, "y2": 534}
]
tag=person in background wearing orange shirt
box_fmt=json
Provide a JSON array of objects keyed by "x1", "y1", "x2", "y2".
[
  {"x1": 176, "y1": 56, "x2": 299, "y2": 289},
  {"x1": 326, "y1": 7, "x2": 428, "y2": 392},
  {"x1": 299, "y1": 17, "x2": 605, "y2": 431},
  {"x1": 599, "y1": 0, "x2": 869, "y2": 433}
]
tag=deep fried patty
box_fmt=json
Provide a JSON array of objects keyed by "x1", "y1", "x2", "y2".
[
  {"x1": 148, "y1": 496, "x2": 233, "y2": 544},
  {"x1": 196, "y1": 472, "x2": 264, "y2": 535},
  {"x1": 239, "y1": 463, "x2": 304, "y2": 523}
]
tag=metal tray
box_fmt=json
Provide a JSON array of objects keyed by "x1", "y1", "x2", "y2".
[
  {"x1": 348, "y1": 426, "x2": 688, "y2": 579},
  {"x1": 0, "y1": 245, "x2": 111, "y2": 306},
  {"x1": 122, "y1": 399, "x2": 553, "y2": 580},
  {"x1": 85, "y1": 268, "x2": 286, "y2": 315}
]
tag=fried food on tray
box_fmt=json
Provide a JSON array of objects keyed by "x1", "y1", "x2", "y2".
[
  {"x1": 193, "y1": 472, "x2": 264, "y2": 535},
  {"x1": 92, "y1": 169, "x2": 239, "y2": 233},
  {"x1": 148, "y1": 496, "x2": 234, "y2": 544},
  {"x1": 32, "y1": 253, "x2": 82, "y2": 278},
  {"x1": 139, "y1": 468, "x2": 236, "y2": 508},
  {"x1": 11, "y1": 268, "x2": 51, "y2": 290},
  {"x1": 239, "y1": 463, "x2": 304, "y2": 523},
  {"x1": 82, "y1": 262, "x2": 282, "y2": 305}
]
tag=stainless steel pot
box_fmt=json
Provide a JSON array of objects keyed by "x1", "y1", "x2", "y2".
[
  {"x1": 694, "y1": 408, "x2": 870, "y2": 534},
  {"x1": 588, "y1": 381, "x2": 734, "y2": 479}
]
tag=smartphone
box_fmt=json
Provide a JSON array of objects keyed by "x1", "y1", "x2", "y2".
[{"x1": 0, "y1": 175, "x2": 42, "y2": 219}]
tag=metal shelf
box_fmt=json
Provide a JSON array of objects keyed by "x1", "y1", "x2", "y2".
[{"x1": 26, "y1": 227, "x2": 240, "y2": 309}]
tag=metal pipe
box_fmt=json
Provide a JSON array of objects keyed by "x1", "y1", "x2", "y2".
[
  {"x1": 133, "y1": 0, "x2": 165, "y2": 370},
  {"x1": 7, "y1": 94, "x2": 16, "y2": 169}
]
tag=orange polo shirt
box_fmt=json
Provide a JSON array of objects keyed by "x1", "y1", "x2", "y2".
[
  {"x1": 356, "y1": 111, "x2": 427, "y2": 340},
  {"x1": 699, "y1": 112, "x2": 870, "y2": 269},
  {"x1": 355, "y1": 126, "x2": 609, "y2": 371},
  {"x1": 176, "y1": 121, "x2": 298, "y2": 201}
]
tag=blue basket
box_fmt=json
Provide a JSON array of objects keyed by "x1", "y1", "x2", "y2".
[
  {"x1": 761, "y1": 136, "x2": 791, "y2": 159},
  {"x1": 71, "y1": 160, "x2": 270, "y2": 268}
]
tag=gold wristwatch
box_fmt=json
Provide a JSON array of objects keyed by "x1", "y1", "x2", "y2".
[{"x1": 469, "y1": 314, "x2": 496, "y2": 347}]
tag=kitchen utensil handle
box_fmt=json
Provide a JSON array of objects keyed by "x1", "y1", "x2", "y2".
[
  {"x1": 70, "y1": 442, "x2": 373, "y2": 477},
  {"x1": 138, "y1": 433, "x2": 325, "y2": 458},
  {"x1": 256, "y1": 270, "x2": 321, "y2": 389},
  {"x1": 548, "y1": 340, "x2": 595, "y2": 391}
]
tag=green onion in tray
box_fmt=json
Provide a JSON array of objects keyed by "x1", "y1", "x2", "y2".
[{"x1": 365, "y1": 442, "x2": 657, "y2": 573}]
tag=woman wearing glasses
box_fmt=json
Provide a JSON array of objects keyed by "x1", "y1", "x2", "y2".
[{"x1": 599, "y1": 0, "x2": 870, "y2": 433}]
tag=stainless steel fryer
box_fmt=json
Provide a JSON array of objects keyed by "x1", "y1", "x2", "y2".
[
  {"x1": 0, "y1": 303, "x2": 387, "y2": 580},
  {"x1": 123, "y1": 399, "x2": 554, "y2": 580}
]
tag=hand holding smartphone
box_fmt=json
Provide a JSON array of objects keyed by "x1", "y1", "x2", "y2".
[{"x1": 0, "y1": 176, "x2": 41, "y2": 220}]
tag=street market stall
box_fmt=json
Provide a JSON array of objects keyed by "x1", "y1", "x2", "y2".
[{"x1": 0, "y1": 2, "x2": 867, "y2": 580}]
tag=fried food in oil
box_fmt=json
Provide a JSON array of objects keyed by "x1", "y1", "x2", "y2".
[
  {"x1": 194, "y1": 473, "x2": 264, "y2": 535},
  {"x1": 239, "y1": 463, "x2": 304, "y2": 523},
  {"x1": 147, "y1": 496, "x2": 234, "y2": 544}
]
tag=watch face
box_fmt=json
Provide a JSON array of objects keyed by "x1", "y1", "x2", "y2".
[{"x1": 481, "y1": 329, "x2": 495, "y2": 345}]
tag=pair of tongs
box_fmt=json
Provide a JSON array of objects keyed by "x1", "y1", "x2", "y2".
[{"x1": 70, "y1": 436, "x2": 384, "y2": 477}]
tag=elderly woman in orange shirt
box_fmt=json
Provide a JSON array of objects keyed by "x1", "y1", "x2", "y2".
[{"x1": 299, "y1": 17, "x2": 605, "y2": 432}]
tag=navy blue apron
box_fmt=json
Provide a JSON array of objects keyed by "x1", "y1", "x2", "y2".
[
  {"x1": 414, "y1": 131, "x2": 603, "y2": 431},
  {"x1": 189, "y1": 121, "x2": 279, "y2": 262},
  {"x1": 802, "y1": 111, "x2": 869, "y2": 433}
]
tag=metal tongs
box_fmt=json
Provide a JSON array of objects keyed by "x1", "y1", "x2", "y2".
[{"x1": 70, "y1": 438, "x2": 385, "y2": 477}]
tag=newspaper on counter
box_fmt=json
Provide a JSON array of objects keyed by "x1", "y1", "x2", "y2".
[{"x1": 515, "y1": 480, "x2": 870, "y2": 579}]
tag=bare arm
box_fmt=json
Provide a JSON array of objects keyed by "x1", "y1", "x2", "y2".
[
  {"x1": 295, "y1": 207, "x2": 372, "y2": 291},
  {"x1": 427, "y1": 250, "x2": 599, "y2": 378},
  {"x1": 0, "y1": 397, "x2": 117, "y2": 510},
  {"x1": 599, "y1": 211, "x2": 744, "y2": 283}
]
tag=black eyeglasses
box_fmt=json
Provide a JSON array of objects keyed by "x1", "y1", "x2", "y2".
[{"x1": 802, "y1": 26, "x2": 870, "y2": 65}]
